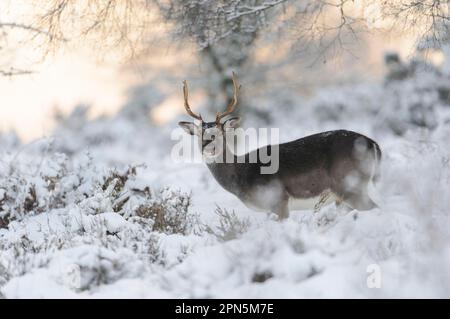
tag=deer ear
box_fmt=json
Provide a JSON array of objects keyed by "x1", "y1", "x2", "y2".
[
  {"x1": 178, "y1": 121, "x2": 198, "y2": 135},
  {"x1": 223, "y1": 117, "x2": 241, "y2": 129}
]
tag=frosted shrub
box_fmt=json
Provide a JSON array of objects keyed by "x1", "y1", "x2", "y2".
[
  {"x1": 0, "y1": 152, "x2": 96, "y2": 226},
  {"x1": 136, "y1": 188, "x2": 195, "y2": 235},
  {"x1": 0, "y1": 150, "x2": 201, "y2": 293},
  {"x1": 0, "y1": 151, "x2": 197, "y2": 236},
  {"x1": 0, "y1": 262, "x2": 9, "y2": 292},
  {"x1": 71, "y1": 247, "x2": 146, "y2": 291},
  {"x1": 0, "y1": 153, "x2": 69, "y2": 227},
  {"x1": 310, "y1": 57, "x2": 450, "y2": 136},
  {"x1": 50, "y1": 104, "x2": 168, "y2": 164},
  {"x1": 203, "y1": 206, "x2": 251, "y2": 242}
]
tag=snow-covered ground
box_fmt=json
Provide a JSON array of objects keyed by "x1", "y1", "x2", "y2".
[{"x1": 1, "y1": 57, "x2": 450, "y2": 298}]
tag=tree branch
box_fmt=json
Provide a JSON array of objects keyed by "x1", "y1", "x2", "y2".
[
  {"x1": 0, "y1": 22, "x2": 60, "y2": 40},
  {"x1": 227, "y1": 0, "x2": 288, "y2": 21},
  {"x1": 0, "y1": 68, "x2": 34, "y2": 77}
]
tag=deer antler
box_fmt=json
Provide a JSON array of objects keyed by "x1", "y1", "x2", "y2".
[
  {"x1": 216, "y1": 71, "x2": 240, "y2": 123},
  {"x1": 182, "y1": 79, "x2": 202, "y2": 121}
]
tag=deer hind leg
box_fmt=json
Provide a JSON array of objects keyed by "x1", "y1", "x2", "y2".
[
  {"x1": 345, "y1": 195, "x2": 377, "y2": 210},
  {"x1": 341, "y1": 185, "x2": 377, "y2": 211},
  {"x1": 335, "y1": 195, "x2": 344, "y2": 206},
  {"x1": 335, "y1": 195, "x2": 354, "y2": 213},
  {"x1": 334, "y1": 169, "x2": 378, "y2": 211}
]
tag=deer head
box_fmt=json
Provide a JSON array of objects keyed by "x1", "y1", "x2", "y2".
[{"x1": 178, "y1": 72, "x2": 241, "y2": 160}]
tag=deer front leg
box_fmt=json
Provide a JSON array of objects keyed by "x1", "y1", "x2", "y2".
[{"x1": 272, "y1": 199, "x2": 289, "y2": 220}]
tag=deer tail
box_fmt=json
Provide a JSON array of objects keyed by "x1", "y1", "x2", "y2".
[{"x1": 370, "y1": 142, "x2": 382, "y2": 184}]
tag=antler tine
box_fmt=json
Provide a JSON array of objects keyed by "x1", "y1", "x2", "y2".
[
  {"x1": 216, "y1": 71, "x2": 240, "y2": 123},
  {"x1": 182, "y1": 80, "x2": 202, "y2": 121}
]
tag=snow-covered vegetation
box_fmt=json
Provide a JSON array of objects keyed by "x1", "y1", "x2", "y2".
[{"x1": 1, "y1": 53, "x2": 450, "y2": 298}]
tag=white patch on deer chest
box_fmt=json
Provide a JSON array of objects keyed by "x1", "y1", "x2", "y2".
[{"x1": 241, "y1": 181, "x2": 286, "y2": 212}]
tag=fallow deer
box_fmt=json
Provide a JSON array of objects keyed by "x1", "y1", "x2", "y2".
[{"x1": 178, "y1": 73, "x2": 381, "y2": 219}]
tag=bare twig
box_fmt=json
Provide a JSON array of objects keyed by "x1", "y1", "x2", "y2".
[
  {"x1": 227, "y1": 0, "x2": 288, "y2": 21},
  {"x1": 0, "y1": 68, "x2": 33, "y2": 77},
  {"x1": 0, "y1": 22, "x2": 65, "y2": 41}
]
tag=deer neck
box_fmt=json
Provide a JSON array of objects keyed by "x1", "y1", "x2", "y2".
[{"x1": 205, "y1": 136, "x2": 240, "y2": 194}]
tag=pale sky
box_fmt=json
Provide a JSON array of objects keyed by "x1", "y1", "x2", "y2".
[{"x1": 0, "y1": 50, "x2": 128, "y2": 141}]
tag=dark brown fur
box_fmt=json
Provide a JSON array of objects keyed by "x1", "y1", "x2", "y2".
[{"x1": 207, "y1": 130, "x2": 381, "y2": 218}]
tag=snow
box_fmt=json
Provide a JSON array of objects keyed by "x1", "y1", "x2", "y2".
[{"x1": 1, "y1": 56, "x2": 450, "y2": 298}]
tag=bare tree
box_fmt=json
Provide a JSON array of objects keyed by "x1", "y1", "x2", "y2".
[
  {"x1": 27, "y1": 1, "x2": 364, "y2": 111},
  {"x1": 31, "y1": 0, "x2": 155, "y2": 56},
  {"x1": 382, "y1": 0, "x2": 450, "y2": 45},
  {"x1": 153, "y1": 1, "x2": 289, "y2": 112},
  {"x1": 152, "y1": 0, "x2": 368, "y2": 116},
  {"x1": 0, "y1": 21, "x2": 56, "y2": 76},
  {"x1": 9, "y1": 1, "x2": 450, "y2": 76}
]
